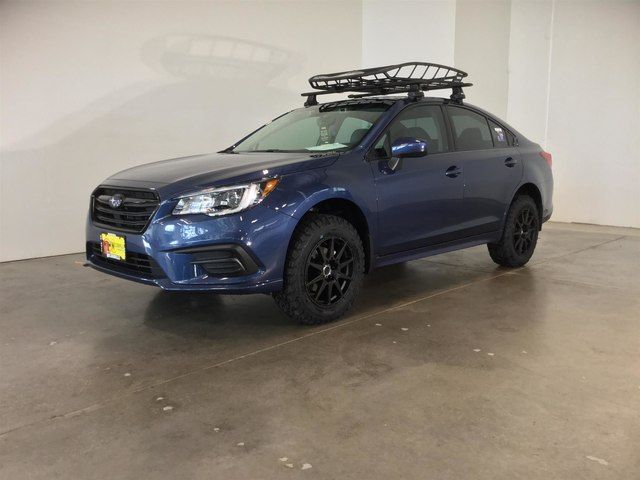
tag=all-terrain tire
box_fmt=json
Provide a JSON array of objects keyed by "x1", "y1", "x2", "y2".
[
  {"x1": 487, "y1": 195, "x2": 540, "y2": 268},
  {"x1": 273, "y1": 213, "x2": 365, "y2": 325}
]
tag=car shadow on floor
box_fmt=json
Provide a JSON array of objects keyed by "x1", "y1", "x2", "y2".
[{"x1": 142, "y1": 258, "x2": 500, "y2": 339}]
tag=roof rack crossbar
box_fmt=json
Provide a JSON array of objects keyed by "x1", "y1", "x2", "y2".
[{"x1": 301, "y1": 62, "x2": 471, "y2": 106}]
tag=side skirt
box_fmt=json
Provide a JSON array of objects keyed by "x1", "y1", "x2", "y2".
[{"x1": 373, "y1": 231, "x2": 501, "y2": 269}]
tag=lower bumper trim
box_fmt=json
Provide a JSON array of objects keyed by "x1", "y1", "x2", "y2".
[
  {"x1": 170, "y1": 244, "x2": 261, "y2": 277},
  {"x1": 87, "y1": 242, "x2": 166, "y2": 279}
]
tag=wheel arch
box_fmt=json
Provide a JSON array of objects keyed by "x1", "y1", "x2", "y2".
[
  {"x1": 511, "y1": 183, "x2": 543, "y2": 229},
  {"x1": 287, "y1": 197, "x2": 374, "y2": 273}
]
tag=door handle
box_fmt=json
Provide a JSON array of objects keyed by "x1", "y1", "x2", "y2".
[
  {"x1": 445, "y1": 165, "x2": 462, "y2": 178},
  {"x1": 504, "y1": 157, "x2": 518, "y2": 168}
]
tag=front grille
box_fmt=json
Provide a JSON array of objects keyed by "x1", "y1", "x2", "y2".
[
  {"x1": 91, "y1": 186, "x2": 159, "y2": 233},
  {"x1": 88, "y1": 242, "x2": 165, "y2": 278}
]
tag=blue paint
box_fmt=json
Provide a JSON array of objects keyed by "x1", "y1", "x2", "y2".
[{"x1": 86, "y1": 97, "x2": 552, "y2": 292}]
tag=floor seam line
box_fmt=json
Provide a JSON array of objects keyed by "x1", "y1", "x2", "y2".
[
  {"x1": 420, "y1": 259, "x2": 492, "y2": 273},
  {"x1": 0, "y1": 269, "x2": 514, "y2": 438},
  {"x1": 508, "y1": 270, "x2": 633, "y2": 291},
  {"x1": 523, "y1": 235, "x2": 627, "y2": 270}
]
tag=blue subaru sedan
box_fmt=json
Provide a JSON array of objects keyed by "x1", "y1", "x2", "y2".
[{"x1": 86, "y1": 62, "x2": 553, "y2": 324}]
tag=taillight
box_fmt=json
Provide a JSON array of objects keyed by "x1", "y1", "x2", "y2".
[{"x1": 540, "y1": 151, "x2": 552, "y2": 168}]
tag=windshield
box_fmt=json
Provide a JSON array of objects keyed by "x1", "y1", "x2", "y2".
[{"x1": 232, "y1": 103, "x2": 390, "y2": 153}]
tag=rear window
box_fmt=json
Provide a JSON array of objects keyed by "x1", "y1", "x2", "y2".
[{"x1": 448, "y1": 106, "x2": 493, "y2": 151}]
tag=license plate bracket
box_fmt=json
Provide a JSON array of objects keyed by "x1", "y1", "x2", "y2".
[{"x1": 100, "y1": 232, "x2": 126, "y2": 261}]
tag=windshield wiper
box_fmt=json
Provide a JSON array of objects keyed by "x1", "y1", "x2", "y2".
[{"x1": 249, "y1": 149, "x2": 290, "y2": 153}]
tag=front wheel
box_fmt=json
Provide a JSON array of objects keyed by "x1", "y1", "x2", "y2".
[
  {"x1": 273, "y1": 214, "x2": 365, "y2": 325},
  {"x1": 487, "y1": 195, "x2": 540, "y2": 268}
]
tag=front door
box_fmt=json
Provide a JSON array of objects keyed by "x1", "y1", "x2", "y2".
[{"x1": 371, "y1": 104, "x2": 465, "y2": 256}]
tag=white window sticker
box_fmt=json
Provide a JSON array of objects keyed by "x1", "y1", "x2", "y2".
[
  {"x1": 306, "y1": 143, "x2": 347, "y2": 151},
  {"x1": 494, "y1": 127, "x2": 505, "y2": 143}
]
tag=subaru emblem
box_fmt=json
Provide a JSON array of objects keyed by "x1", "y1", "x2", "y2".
[{"x1": 109, "y1": 193, "x2": 124, "y2": 209}]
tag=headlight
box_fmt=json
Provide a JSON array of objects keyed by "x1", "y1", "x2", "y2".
[{"x1": 172, "y1": 178, "x2": 280, "y2": 217}]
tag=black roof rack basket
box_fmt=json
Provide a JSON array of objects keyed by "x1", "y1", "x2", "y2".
[{"x1": 302, "y1": 62, "x2": 471, "y2": 106}]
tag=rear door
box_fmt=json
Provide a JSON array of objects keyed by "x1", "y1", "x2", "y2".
[{"x1": 446, "y1": 106, "x2": 523, "y2": 236}]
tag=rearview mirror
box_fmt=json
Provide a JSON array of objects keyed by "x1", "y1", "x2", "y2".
[{"x1": 390, "y1": 137, "x2": 428, "y2": 158}]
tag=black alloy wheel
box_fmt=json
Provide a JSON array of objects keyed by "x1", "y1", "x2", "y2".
[
  {"x1": 305, "y1": 236, "x2": 355, "y2": 306},
  {"x1": 273, "y1": 213, "x2": 365, "y2": 325},
  {"x1": 487, "y1": 195, "x2": 540, "y2": 268},
  {"x1": 513, "y1": 207, "x2": 537, "y2": 255}
]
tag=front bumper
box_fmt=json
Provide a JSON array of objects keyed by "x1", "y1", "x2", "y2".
[{"x1": 85, "y1": 203, "x2": 297, "y2": 294}]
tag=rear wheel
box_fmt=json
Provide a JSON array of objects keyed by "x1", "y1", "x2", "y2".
[
  {"x1": 273, "y1": 213, "x2": 365, "y2": 325},
  {"x1": 487, "y1": 195, "x2": 540, "y2": 268}
]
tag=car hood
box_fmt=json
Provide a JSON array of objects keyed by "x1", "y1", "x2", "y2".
[{"x1": 105, "y1": 151, "x2": 339, "y2": 198}]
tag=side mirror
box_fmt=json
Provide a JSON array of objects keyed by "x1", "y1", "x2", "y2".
[{"x1": 390, "y1": 137, "x2": 428, "y2": 159}]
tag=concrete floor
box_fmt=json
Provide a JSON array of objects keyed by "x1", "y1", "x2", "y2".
[{"x1": 1, "y1": 223, "x2": 639, "y2": 479}]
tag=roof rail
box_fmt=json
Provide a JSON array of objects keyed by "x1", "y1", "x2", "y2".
[{"x1": 302, "y1": 62, "x2": 471, "y2": 107}]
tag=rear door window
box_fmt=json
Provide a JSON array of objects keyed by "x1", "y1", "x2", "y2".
[
  {"x1": 488, "y1": 119, "x2": 509, "y2": 148},
  {"x1": 447, "y1": 106, "x2": 493, "y2": 151}
]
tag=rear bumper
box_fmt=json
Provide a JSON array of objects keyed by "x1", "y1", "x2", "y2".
[
  {"x1": 541, "y1": 178, "x2": 553, "y2": 224},
  {"x1": 85, "y1": 204, "x2": 296, "y2": 293}
]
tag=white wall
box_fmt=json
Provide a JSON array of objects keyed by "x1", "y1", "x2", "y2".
[
  {"x1": 454, "y1": 0, "x2": 511, "y2": 119},
  {"x1": 2, "y1": 0, "x2": 639, "y2": 261},
  {"x1": 367, "y1": 0, "x2": 638, "y2": 228},
  {"x1": 362, "y1": 0, "x2": 456, "y2": 67},
  {"x1": 0, "y1": 0, "x2": 363, "y2": 261},
  {"x1": 505, "y1": 0, "x2": 639, "y2": 228},
  {"x1": 367, "y1": 0, "x2": 639, "y2": 229},
  {"x1": 543, "y1": 0, "x2": 640, "y2": 227},
  {"x1": 506, "y1": 0, "x2": 554, "y2": 147}
]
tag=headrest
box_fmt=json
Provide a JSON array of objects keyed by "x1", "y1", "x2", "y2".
[
  {"x1": 404, "y1": 127, "x2": 431, "y2": 142},
  {"x1": 349, "y1": 128, "x2": 369, "y2": 145},
  {"x1": 457, "y1": 128, "x2": 484, "y2": 149}
]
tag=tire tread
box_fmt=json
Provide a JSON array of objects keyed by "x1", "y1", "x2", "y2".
[
  {"x1": 273, "y1": 213, "x2": 364, "y2": 325},
  {"x1": 487, "y1": 195, "x2": 539, "y2": 268}
]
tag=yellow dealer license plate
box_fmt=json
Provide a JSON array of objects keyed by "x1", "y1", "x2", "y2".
[{"x1": 100, "y1": 232, "x2": 126, "y2": 261}]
